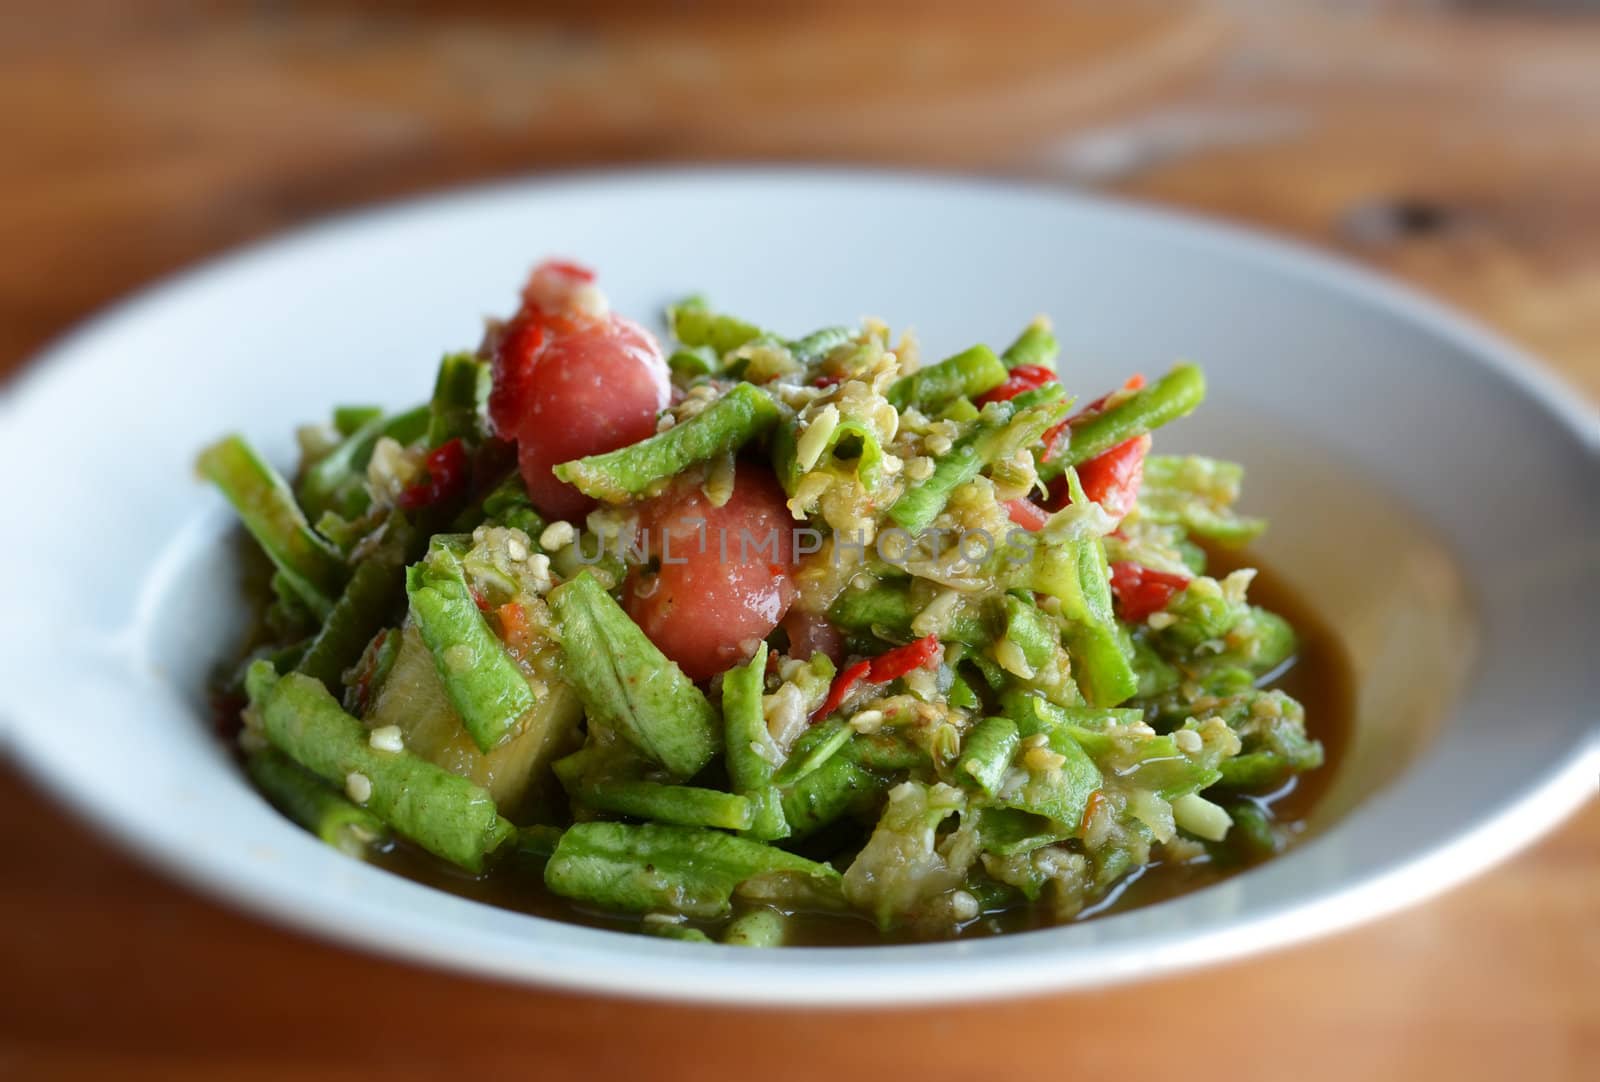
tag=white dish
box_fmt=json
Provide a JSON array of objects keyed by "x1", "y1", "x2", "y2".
[{"x1": 1, "y1": 169, "x2": 1595, "y2": 1005}]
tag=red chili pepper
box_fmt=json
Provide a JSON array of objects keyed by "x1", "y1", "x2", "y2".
[
  {"x1": 1003, "y1": 497, "x2": 1051, "y2": 532},
  {"x1": 397, "y1": 437, "x2": 470, "y2": 511},
  {"x1": 976, "y1": 363, "x2": 1056, "y2": 407},
  {"x1": 809, "y1": 634, "x2": 943, "y2": 723},
  {"x1": 866, "y1": 634, "x2": 941, "y2": 682},
  {"x1": 1109, "y1": 560, "x2": 1191, "y2": 622},
  {"x1": 1075, "y1": 433, "x2": 1151, "y2": 519},
  {"x1": 812, "y1": 659, "x2": 871, "y2": 724},
  {"x1": 812, "y1": 372, "x2": 844, "y2": 388}
]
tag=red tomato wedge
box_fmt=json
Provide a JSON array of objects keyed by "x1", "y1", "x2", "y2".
[
  {"x1": 1109, "y1": 561, "x2": 1191, "y2": 622},
  {"x1": 623, "y1": 464, "x2": 796, "y2": 682}
]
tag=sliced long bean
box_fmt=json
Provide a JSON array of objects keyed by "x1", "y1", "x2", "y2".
[
  {"x1": 779, "y1": 755, "x2": 886, "y2": 839},
  {"x1": 828, "y1": 580, "x2": 989, "y2": 646},
  {"x1": 1001, "y1": 594, "x2": 1059, "y2": 672},
  {"x1": 543, "y1": 822, "x2": 838, "y2": 919},
  {"x1": 1027, "y1": 539, "x2": 1138, "y2": 707},
  {"x1": 887, "y1": 395, "x2": 1070, "y2": 534},
  {"x1": 299, "y1": 405, "x2": 429, "y2": 520},
  {"x1": 564, "y1": 776, "x2": 754, "y2": 831},
  {"x1": 425, "y1": 353, "x2": 489, "y2": 448},
  {"x1": 722, "y1": 644, "x2": 788, "y2": 840},
  {"x1": 248, "y1": 664, "x2": 513, "y2": 872},
  {"x1": 406, "y1": 545, "x2": 535, "y2": 753},
  {"x1": 547, "y1": 572, "x2": 719, "y2": 778},
  {"x1": 297, "y1": 513, "x2": 415, "y2": 691},
  {"x1": 666, "y1": 297, "x2": 764, "y2": 356},
  {"x1": 199, "y1": 435, "x2": 347, "y2": 617},
  {"x1": 954, "y1": 716, "x2": 1019, "y2": 798},
  {"x1": 1045, "y1": 363, "x2": 1205, "y2": 478},
  {"x1": 555, "y1": 383, "x2": 778, "y2": 502},
  {"x1": 247, "y1": 747, "x2": 391, "y2": 858},
  {"x1": 1001, "y1": 317, "x2": 1059, "y2": 371},
  {"x1": 886, "y1": 344, "x2": 1007, "y2": 413}
]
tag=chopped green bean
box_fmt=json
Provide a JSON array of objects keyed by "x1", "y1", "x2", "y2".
[
  {"x1": 296, "y1": 513, "x2": 415, "y2": 692},
  {"x1": 1000, "y1": 317, "x2": 1059, "y2": 371},
  {"x1": 246, "y1": 747, "x2": 390, "y2": 858},
  {"x1": 406, "y1": 545, "x2": 535, "y2": 754},
  {"x1": 555, "y1": 383, "x2": 778, "y2": 502},
  {"x1": 954, "y1": 716, "x2": 1019, "y2": 798},
  {"x1": 249, "y1": 664, "x2": 513, "y2": 872},
  {"x1": 543, "y1": 822, "x2": 838, "y2": 919},
  {"x1": 547, "y1": 572, "x2": 719, "y2": 779},
  {"x1": 1048, "y1": 362, "x2": 1206, "y2": 476},
  {"x1": 722, "y1": 644, "x2": 789, "y2": 840},
  {"x1": 425, "y1": 353, "x2": 489, "y2": 448},
  {"x1": 199, "y1": 435, "x2": 347, "y2": 618},
  {"x1": 886, "y1": 344, "x2": 1007, "y2": 413}
]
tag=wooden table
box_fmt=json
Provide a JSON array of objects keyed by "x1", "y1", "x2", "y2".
[{"x1": 3, "y1": 5, "x2": 1596, "y2": 1079}]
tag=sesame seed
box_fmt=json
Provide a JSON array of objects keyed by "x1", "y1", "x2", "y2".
[
  {"x1": 1173, "y1": 729, "x2": 1203, "y2": 754},
  {"x1": 344, "y1": 772, "x2": 372, "y2": 804},
  {"x1": 505, "y1": 536, "x2": 529, "y2": 562},
  {"x1": 848, "y1": 709, "x2": 885, "y2": 734},
  {"x1": 926, "y1": 434, "x2": 953, "y2": 456},
  {"x1": 1020, "y1": 733, "x2": 1049, "y2": 749},
  {"x1": 906, "y1": 456, "x2": 935, "y2": 481},
  {"x1": 369, "y1": 725, "x2": 405, "y2": 753},
  {"x1": 539, "y1": 521, "x2": 576, "y2": 552},
  {"x1": 1147, "y1": 611, "x2": 1178, "y2": 630}
]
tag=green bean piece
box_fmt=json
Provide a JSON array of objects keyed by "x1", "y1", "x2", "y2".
[
  {"x1": 975, "y1": 806, "x2": 1072, "y2": 858},
  {"x1": 543, "y1": 822, "x2": 839, "y2": 919},
  {"x1": 246, "y1": 747, "x2": 391, "y2": 859},
  {"x1": 667, "y1": 346, "x2": 717, "y2": 380},
  {"x1": 333, "y1": 405, "x2": 383, "y2": 437},
  {"x1": 788, "y1": 326, "x2": 853, "y2": 365},
  {"x1": 1028, "y1": 539, "x2": 1138, "y2": 707},
  {"x1": 1136, "y1": 455, "x2": 1266, "y2": 545},
  {"x1": 198, "y1": 435, "x2": 347, "y2": 618},
  {"x1": 666, "y1": 297, "x2": 765, "y2": 356},
  {"x1": 722, "y1": 907, "x2": 788, "y2": 948},
  {"x1": 479, "y1": 471, "x2": 546, "y2": 538},
  {"x1": 505, "y1": 825, "x2": 564, "y2": 876},
  {"x1": 990, "y1": 708, "x2": 1101, "y2": 829},
  {"x1": 1222, "y1": 800, "x2": 1280, "y2": 861},
  {"x1": 1001, "y1": 594, "x2": 1059, "y2": 672},
  {"x1": 554, "y1": 383, "x2": 779, "y2": 503},
  {"x1": 547, "y1": 572, "x2": 719, "y2": 779},
  {"x1": 248, "y1": 664, "x2": 514, "y2": 872},
  {"x1": 846, "y1": 730, "x2": 928, "y2": 773},
  {"x1": 564, "y1": 775, "x2": 755, "y2": 831},
  {"x1": 887, "y1": 395, "x2": 1070, "y2": 535},
  {"x1": 722, "y1": 644, "x2": 789, "y2": 840},
  {"x1": 296, "y1": 513, "x2": 415, "y2": 692},
  {"x1": 779, "y1": 755, "x2": 887, "y2": 839},
  {"x1": 771, "y1": 718, "x2": 853, "y2": 787},
  {"x1": 405, "y1": 546, "x2": 535, "y2": 754},
  {"x1": 299, "y1": 405, "x2": 430, "y2": 520},
  {"x1": 425, "y1": 353, "x2": 490, "y2": 449},
  {"x1": 1000, "y1": 317, "x2": 1059, "y2": 371},
  {"x1": 886, "y1": 344, "x2": 1008, "y2": 413},
  {"x1": 827, "y1": 580, "x2": 990, "y2": 647},
  {"x1": 954, "y1": 716, "x2": 1019, "y2": 798},
  {"x1": 1053, "y1": 362, "x2": 1206, "y2": 472}
]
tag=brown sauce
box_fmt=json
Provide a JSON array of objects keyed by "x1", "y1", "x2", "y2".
[{"x1": 352, "y1": 554, "x2": 1354, "y2": 945}]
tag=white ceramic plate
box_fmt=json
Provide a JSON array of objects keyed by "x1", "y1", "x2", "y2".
[{"x1": 2, "y1": 170, "x2": 1596, "y2": 1005}]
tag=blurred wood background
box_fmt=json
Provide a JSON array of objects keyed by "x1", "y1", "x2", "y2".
[{"x1": 2, "y1": 3, "x2": 1596, "y2": 1080}]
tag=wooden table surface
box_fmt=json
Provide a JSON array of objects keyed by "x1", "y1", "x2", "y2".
[{"x1": 3, "y1": 5, "x2": 1597, "y2": 1080}]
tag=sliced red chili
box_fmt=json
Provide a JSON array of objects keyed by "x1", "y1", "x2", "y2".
[
  {"x1": 808, "y1": 634, "x2": 943, "y2": 723},
  {"x1": 1109, "y1": 560, "x2": 1191, "y2": 622},
  {"x1": 812, "y1": 660, "x2": 871, "y2": 724},
  {"x1": 976, "y1": 363, "x2": 1056, "y2": 407},
  {"x1": 866, "y1": 634, "x2": 941, "y2": 682},
  {"x1": 397, "y1": 437, "x2": 470, "y2": 511},
  {"x1": 1043, "y1": 373, "x2": 1147, "y2": 464},
  {"x1": 1076, "y1": 433, "x2": 1151, "y2": 519}
]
